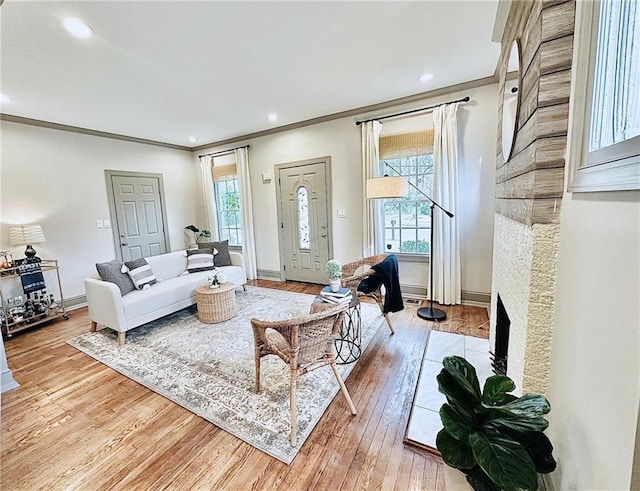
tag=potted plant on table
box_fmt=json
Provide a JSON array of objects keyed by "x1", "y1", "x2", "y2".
[
  {"x1": 325, "y1": 259, "x2": 342, "y2": 292},
  {"x1": 207, "y1": 270, "x2": 226, "y2": 289},
  {"x1": 436, "y1": 356, "x2": 556, "y2": 491}
]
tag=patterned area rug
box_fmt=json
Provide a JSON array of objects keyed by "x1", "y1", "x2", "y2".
[{"x1": 67, "y1": 287, "x2": 384, "y2": 464}]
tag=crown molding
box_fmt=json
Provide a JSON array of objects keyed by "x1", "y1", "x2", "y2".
[
  {"x1": 0, "y1": 113, "x2": 192, "y2": 151},
  {"x1": 192, "y1": 75, "x2": 499, "y2": 151}
]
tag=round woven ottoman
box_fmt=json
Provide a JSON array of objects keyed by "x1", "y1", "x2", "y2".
[{"x1": 196, "y1": 282, "x2": 237, "y2": 323}]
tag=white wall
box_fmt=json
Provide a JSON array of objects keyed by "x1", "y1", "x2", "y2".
[
  {"x1": 0, "y1": 122, "x2": 198, "y2": 300},
  {"x1": 195, "y1": 83, "x2": 498, "y2": 297},
  {"x1": 547, "y1": 189, "x2": 640, "y2": 490}
]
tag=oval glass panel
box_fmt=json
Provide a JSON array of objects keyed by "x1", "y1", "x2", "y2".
[
  {"x1": 501, "y1": 40, "x2": 521, "y2": 162},
  {"x1": 297, "y1": 186, "x2": 310, "y2": 249}
]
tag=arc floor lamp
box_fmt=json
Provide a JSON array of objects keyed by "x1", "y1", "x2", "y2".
[{"x1": 366, "y1": 163, "x2": 453, "y2": 321}]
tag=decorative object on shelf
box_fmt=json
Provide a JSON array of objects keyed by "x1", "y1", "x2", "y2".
[
  {"x1": 9, "y1": 224, "x2": 47, "y2": 262},
  {"x1": 184, "y1": 225, "x2": 212, "y2": 248},
  {"x1": 325, "y1": 259, "x2": 342, "y2": 292},
  {"x1": 0, "y1": 251, "x2": 14, "y2": 273},
  {"x1": 436, "y1": 356, "x2": 556, "y2": 491},
  {"x1": 207, "y1": 269, "x2": 226, "y2": 288}
]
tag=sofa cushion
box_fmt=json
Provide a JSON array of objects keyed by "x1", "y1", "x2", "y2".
[
  {"x1": 198, "y1": 240, "x2": 232, "y2": 266},
  {"x1": 96, "y1": 259, "x2": 136, "y2": 296},
  {"x1": 146, "y1": 250, "x2": 188, "y2": 281},
  {"x1": 186, "y1": 248, "x2": 216, "y2": 273},
  {"x1": 123, "y1": 271, "x2": 210, "y2": 321},
  {"x1": 124, "y1": 258, "x2": 157, "y2": 290}
]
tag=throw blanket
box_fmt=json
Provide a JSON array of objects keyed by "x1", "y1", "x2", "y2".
[
  {"x1": 18, "y1": 263, "x2": 46, "y2": 294},
  {"x1": 357, "y1": 254, "x2": 404, "y2": 313}
]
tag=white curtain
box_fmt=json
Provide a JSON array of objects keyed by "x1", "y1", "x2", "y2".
[
  {"x1": 199, "y1": 155, "x2": 218, "y2": 243},
  {"x1": 235, "y1": 146, "x2": 257, "y2": 280},
  {"x1": 431, "y1": 103, "x2": 461, "y2": 305},
  {"x1": 361, "y1": 120, "x2": 384, "y2": 257}
]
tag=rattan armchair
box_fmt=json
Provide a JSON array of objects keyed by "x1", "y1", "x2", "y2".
[
  {"x1": 340, "y1": 254, "x2": 395, "y2": 334},
  {"x1": 250, "y1": 302, "x2": 357, "y2": 446}
]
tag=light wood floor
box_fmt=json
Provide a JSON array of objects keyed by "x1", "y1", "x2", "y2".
[{"x1": 1, "y1": 280, "x2": 488, "y2": 490}]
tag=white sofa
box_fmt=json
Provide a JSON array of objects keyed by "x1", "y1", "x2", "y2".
[{"x1": 85, "y1": 250, "x2": 247, "y2": 345}]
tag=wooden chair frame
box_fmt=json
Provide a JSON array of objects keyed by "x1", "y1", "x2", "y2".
[{"x1": 251, "y1": 302, "x2": 357, "y2": 446}]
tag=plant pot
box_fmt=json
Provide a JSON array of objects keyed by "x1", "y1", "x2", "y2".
[{"x1": 329, "y1": 279, "x2": 341, "y2": 292}]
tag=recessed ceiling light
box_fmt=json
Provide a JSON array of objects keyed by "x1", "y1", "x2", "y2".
[
  {"x1": 63, "y1": 18, "x2": 94, "y2": 39},
  {"x1": 267, "y1": 113, "x2": 278, "y2": 122},
  {"x1": 0, "y1": 94, "x2": 12, "y2": 104},
  {"x1": 188, "y1": 137, "x2": 198, "y2": 143},
  {"x1": 418, "y1": 73, "x2": 434, "y2": 83}
]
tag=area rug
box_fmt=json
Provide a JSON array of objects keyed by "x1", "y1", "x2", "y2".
[{"x1": 67, "y1": 287, "x2": 384, "y2": 464}]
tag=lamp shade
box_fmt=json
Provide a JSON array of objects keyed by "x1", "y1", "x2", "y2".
[
  {"x1": 366, "y1": 176, "x2": 409, "y2": 199},
  {"x1": 9, "y1": 224, "x2": 47, "y2": 246}
]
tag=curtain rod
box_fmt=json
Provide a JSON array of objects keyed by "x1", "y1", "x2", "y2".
[
  {"x1": 198, "y1": 144, "x2": 250, "y2": 159},
  {"x1": 355, "y1": 96, "x2": 470, "y2": 126}
]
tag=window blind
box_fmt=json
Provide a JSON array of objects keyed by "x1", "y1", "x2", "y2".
[{"x1": 380, "y1": 129, "x2": 434, "y2": 160}]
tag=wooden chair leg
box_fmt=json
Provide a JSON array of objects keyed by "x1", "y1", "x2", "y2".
[
  {"x1": 255, "y1": 351, "x2": 261, "y2": 392},
  {"x1": 331, "y1": 363, "x2": 357, "y2": 415},
  {"x1": 377, "y1": 301, "x2": 395, "y2": 334},
  {"x1": 290, "y1": 370, "x2": 297, "y2": 446},
  {"x1": 384, "y1": 313, "x2": 395, "y2": 335},
  {"x1": 118, "y1": 332, "x2": 126, "y2": 346},
  {"x1": 90, "y1": 321, "x2": 98, "y2": 332}
]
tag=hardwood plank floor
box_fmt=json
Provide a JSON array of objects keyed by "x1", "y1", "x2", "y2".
[{"x1": 1, "y1": 280, "x2": 488, "y2": 490}]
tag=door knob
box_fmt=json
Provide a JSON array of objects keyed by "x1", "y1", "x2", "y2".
[
  {"x1": 320, "y1": 234, "x2": 327, "y2": 238},
  {"x1": 121, "y1": 243, "x2": 128, "y2": 246}
]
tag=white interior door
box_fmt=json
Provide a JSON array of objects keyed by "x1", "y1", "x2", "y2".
[
  {"x1": 110, "y1": 174, "x2": 167, "y2": 261},
  {"x1": 277, "y1": 160, "x2": 331, "y2": 283}
]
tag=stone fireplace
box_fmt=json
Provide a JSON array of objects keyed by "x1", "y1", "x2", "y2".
[{"x1": 492, "y1": 0, "x2": 574, "y2": 395}]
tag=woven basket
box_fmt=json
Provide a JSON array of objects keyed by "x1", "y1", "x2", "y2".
[{"x1": 196, "y1": 283, "x2": 237, "y2": 323}]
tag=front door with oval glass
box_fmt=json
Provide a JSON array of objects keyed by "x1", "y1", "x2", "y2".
[{"x1": 276, "y1": 160, "x2": 331, "y2": 283}]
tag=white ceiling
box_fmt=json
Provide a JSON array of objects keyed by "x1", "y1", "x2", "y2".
[{"x1": 0, "y1": 1, "x2": 501, "y2": 148}]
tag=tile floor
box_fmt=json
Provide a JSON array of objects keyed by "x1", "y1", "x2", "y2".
[{"x1": 405, "y1": 330, "x2": 492, "y2": 449}]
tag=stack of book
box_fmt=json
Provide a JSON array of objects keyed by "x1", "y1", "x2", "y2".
[{"x1": 319, "y1": 286, "x2": 353, "y2": 304}]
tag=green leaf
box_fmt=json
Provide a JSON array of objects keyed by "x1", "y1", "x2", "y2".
[
  {"x1": 442, "y1": 356, "x2": 482, "y2": 402},
  {"x1": 499, "y1": 393, "x2": 551, "y2": 417},
  {"x1": 469, "y1": 431, "x2": 538, "y2": 491},
  {"x1": 482, "y1": 375, "x2": 516, "y2": 406},
  {"x1": 436, "y1": 429, "x2": 475, "y2": 469},
  {"x1": 465, "y1": 466, "x2": 502, "y2": 491},
  {"x1": 440, "y1": 403, "x2": 472, "y2": 441},
  {"x1": 484, "y1": 414, "x2": 549, "y2": 433},
  {"x1": 506, "y1": 430, "x2": 557, "y2": 474},
  {"x1": 436, "y1": 371, "x2": 478, "y2": 418}
]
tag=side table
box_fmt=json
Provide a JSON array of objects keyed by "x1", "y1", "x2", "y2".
[
  {"x1": 313, "y1": 294, "x2": 362, "y2": 364},
  {"x1": 196, "y1": 282, "x2": 237, "y2": 323}
]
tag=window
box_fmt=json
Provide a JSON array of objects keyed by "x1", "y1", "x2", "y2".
[
  {"x1": 568, "y1": 0, "x2": 640, "y2": 192},
  {"x1": 297, "y1": 186, "x2": 310, "y2": 249},
  {"x1": 379, "y1": 130, "x2": 434, "y2": 255},
  {"x1": 212, "y1": 156, "x2": 242, "y2": 246}
]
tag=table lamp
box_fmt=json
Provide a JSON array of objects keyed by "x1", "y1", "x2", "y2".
[{"x1": 9, "y1": 224, "x2": 47, "y2": 261}]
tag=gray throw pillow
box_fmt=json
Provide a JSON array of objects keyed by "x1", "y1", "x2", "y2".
[
  {"x1": 186, "y1": 248, "x2": 215, "y2": 273},
  {"x1": 124, "y1": 258, "x2": 157, "y2": 290},
  {"x1": 96, "y1": 259, "x2": 136, "y2": 296},
  {"x1": 198, "y1": 240, "x2": 232, "y2": 267}
]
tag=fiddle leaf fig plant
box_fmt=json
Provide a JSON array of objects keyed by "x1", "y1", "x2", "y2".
[{"x1": 436, "y1": 356, "x2": 556, "y2": 491}]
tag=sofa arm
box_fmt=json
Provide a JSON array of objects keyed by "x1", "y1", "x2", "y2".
[
  {"x1": 229, "y1": 251, "x2": 245, "y2": 269},
  {"x1": 84, "y1": 277, "x2": 129, "y2": 333}
]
